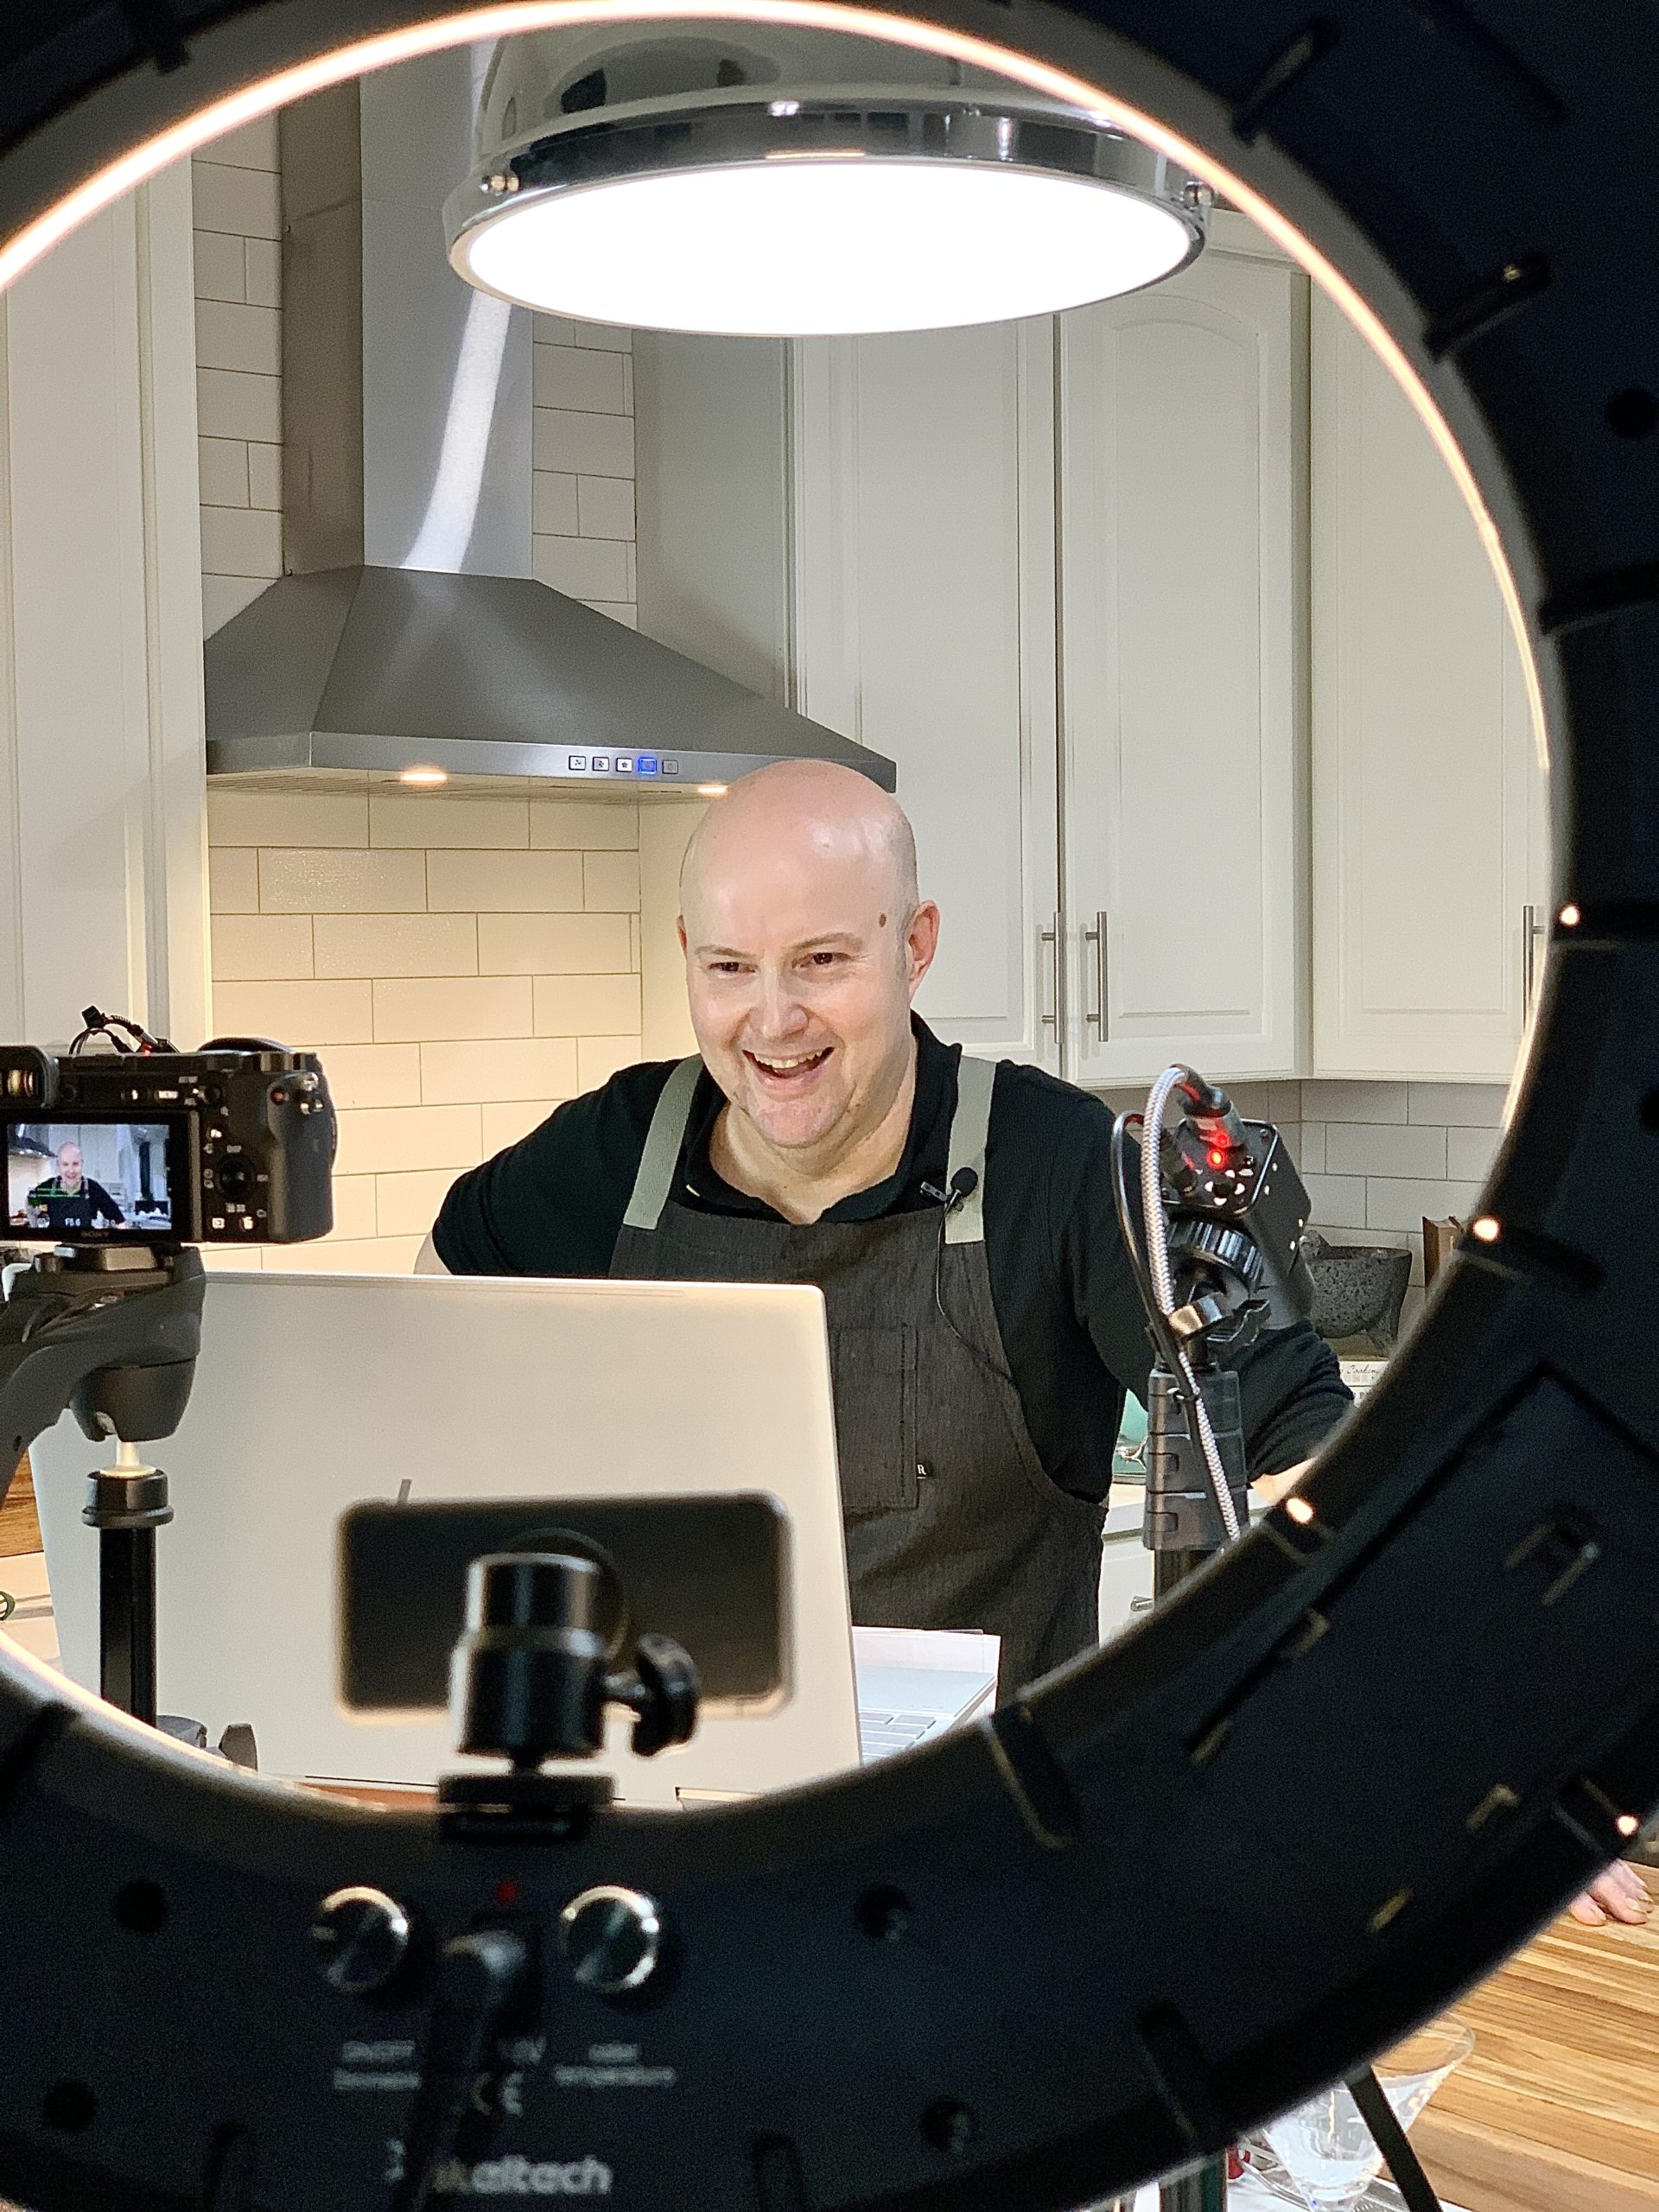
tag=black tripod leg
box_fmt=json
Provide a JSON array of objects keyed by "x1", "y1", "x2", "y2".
[
  {"x1": 99, "y1": 1525, "x2": 157, "y2": 1726},
  {"x1": 1348, "y1": 2066, "x2": 1444, "y2": 2212}
]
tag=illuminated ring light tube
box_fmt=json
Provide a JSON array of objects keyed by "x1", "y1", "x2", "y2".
[
  {"x1": 446, "y1": 103, "x2": 1207, "y2": 334},
  {"x1": 0, "y1": 6, "x2": 1655, "y2": 2209}
]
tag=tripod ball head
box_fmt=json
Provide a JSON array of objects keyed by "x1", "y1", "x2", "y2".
[{"x1": 449, "y1": 1549, "x2": 700, "y2": 1770}]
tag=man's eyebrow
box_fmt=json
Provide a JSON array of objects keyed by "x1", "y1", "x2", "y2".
[{"x1": 694, "y1": 931, "x2": 863, "y2": 958}]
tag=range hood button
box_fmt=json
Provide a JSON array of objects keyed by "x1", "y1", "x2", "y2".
[{"x1": 569, "y1": 753, "x2": 588, "y2": 771}]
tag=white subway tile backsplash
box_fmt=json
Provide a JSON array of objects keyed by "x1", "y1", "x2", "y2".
[
  {"x1": 201, "y1": 575, "x2": 269, "y2": 633},
  {"x1": 1325, "y1": 1121, "x2": 1446, "y2": 1180},
  {"x1": 586, "y1": 602, "x2": 639, "y2": 628},
  {"x1": 210, "y1": 978, "x2": 373, "y2": 1044},
  {"x1": 373, "y1": 976, "x2": 533, "y2": 1044},
  {"x1": 428, "y1": 849, "x2": 582, "y2": 914},
  {"x1": 531, "y1": 534, "x2": 630, "y2": 602},
  {"x1": 332, "y1": 1104, "x2": 483, "y2": 1178},
  {"x1": 210, "y1": 913, "x2": 314, "y2": 982},
  {"x1": 1364, "y1": 1179, "x2": 1484, "y2": 1234},
  {"x1": 420, "y1": 1038, "x2": 581, "y2": 1105},
  {"x1": 533, "y1": 407, "x2": 634, "y2": 478},
  {"x1": 584, "y1": 851, "x2": 640, "y2": 911},
  {"x1": 200, "y1": 115, "x2": 280, "y2": 172},
  {"x1": 200, "y1": 503, "x2": 282, "y2": 578},
  {"x1": 533, "y1": 344, "x2": 628, "y2": 414},
  {"x1": 1295, "y1": 1120, "x2": 1325, "y2": 1173},
  {"x1": 195, "y1": 298, "x2": 282, "y2": 377},
  {"x1": 193, "y1": 230, "x2": 246, "y2": 303},
  {"x1": 376, "y1": 1168, "x2": 467, "y2": 1240},
  {"x1": 578, "y1": 1036, "x2": 644, "y2": 1090},
  {"x1": 1304, "y1": 1080, "x2": 1411, "y2": 1124},
  {"x1": 1446, "y1": 1123, "x2": 1502, "y2": 1183},
  {"x1": 197, "y1": 366, "x2": 282, "y2": 443},
  {"x1": 246, "y1": 442, "x2": 283, "y2": 510},
  {"x1": 576, "y1": 476, "x2": 635, "y2": 540},
  {"x1": 1406, "y1": 1082, "x2": 1507, "y2": 1128},
  {"x1": 481, "y1": 1100, "x2": 557, "y2": 1152},
  {"x1": 478, "y1": 913, "x2": 632, "y2": 975},
  {"x1": 533, "y1": 974, "x2": 641, "y2": 1036},
  {"x1": 309, "y1": 1043, "x2": 423, "y2": 1109},
  {"x1": 533, "y1": 315, "x2": 579, "y2": 345},
  {"x1": 569, "y1": 322, "x2": 632, "y2": 354},
  {"x1": 208, "y1": 787, "x2": 368, "y2": 847},
  {"x1": 531, "y1": 472, "x2": 580, "y2": 536},
  {"x1": 326, "y1": 1175, "x2": 379, "y2": 1242},
  {"x1": 244, "y1": 237, "x2": 280, "y2": 309},
  {"x1": 1303, "y1": 1173, "x2": 1367, "y2": 1229},
  {"x1": 369, "y1": 794, "x2": 529, "y2": 849},
  {"x1": 192, "y1": 161, "x2": 281, "y2": 239},
  {"x1": 259, "y1": 848, "x2": 426, "y2": 914},
  {"x1": 198, "y1": 435, "x2": 249, "y2": 507},
  {"x1": 208, "y1": 846, "x2": 258, "y2": 914},
  {"x1": 529, "y1": 799, "x2": 638, "y2": 850},
  {"x1": 313, "y1": 914, "x2": 478, "y2": 979}
]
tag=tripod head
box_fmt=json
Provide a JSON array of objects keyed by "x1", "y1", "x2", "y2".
[{"x1": 439, "y1": 1544, "x2": 700, "y2": 1838}]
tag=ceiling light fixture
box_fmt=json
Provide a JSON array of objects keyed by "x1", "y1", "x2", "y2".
[{"x1": 445, "y1": 23, "x2": 1207, "y2": 334}]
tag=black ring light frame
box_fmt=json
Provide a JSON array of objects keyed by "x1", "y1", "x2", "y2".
[{"x1": 0, "y1": 5, "x2": 1656, "y2": 2209}]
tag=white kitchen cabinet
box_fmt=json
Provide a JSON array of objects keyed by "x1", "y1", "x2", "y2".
[
  {"x1": 1310, "y1": 289, "x2": 1548, "y2": 1079},
  {"x1": 791, "y1": 320, "x2": 1062, "y2": 1065},
  {"x1": 1058, "y1": 249, "x2": 1306, "y2": 1084}
]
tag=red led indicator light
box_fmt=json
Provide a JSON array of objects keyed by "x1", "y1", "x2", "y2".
[
  {"x1": 494, "y1": 1878, "x2": 521, "y2": 1907},
  {"x1": 1207, "y1": 1147, "x2": 1228, "y2": 1169}
]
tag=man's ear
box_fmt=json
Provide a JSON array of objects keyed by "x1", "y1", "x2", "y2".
[
  {"x1": 906, "y1": 901, "x2": 941, "y2": 997},
  {"x1": 677, "y1": 917, "x2": 688, "y2": 955}
]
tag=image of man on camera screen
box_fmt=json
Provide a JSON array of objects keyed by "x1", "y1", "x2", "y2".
[{"x1": 15, "y1": 1134, "x2": 128, "y2": 1233}]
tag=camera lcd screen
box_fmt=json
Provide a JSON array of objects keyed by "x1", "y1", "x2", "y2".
[{"x1": 5, "y1": 1121, "x2": 175, "y2": 1238}]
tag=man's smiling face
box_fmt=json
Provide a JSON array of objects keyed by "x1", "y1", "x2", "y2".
[{"x1": 679, "y1": 762, "x2": 936, "y2": 1163}]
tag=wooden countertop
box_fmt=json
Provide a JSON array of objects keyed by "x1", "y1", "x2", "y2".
[{"x1": 1414, "y1": 1866, "x2": 1659, "y2": 2212}]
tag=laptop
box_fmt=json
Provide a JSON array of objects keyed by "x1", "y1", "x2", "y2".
[{"x1": 32, "y1": 1270, "x2": 995, "y2": 1803}]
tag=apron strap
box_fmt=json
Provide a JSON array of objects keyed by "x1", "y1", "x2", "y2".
[
  {"x1": 620, "y1": 1056, "x2": 702, "y2": 1231},
  {"x1": 944, "y1": 1052, "x2": 995, "y2": 1247}
]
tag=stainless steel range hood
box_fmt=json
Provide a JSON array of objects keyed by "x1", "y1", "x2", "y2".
[{"x1": 203, "y1": 50, "x2": 893, "y2": 795}]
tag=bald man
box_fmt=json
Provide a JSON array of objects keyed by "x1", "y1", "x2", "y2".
[{"x1": 423, "y1": 760, "x2": 1354, "y2": 1696}]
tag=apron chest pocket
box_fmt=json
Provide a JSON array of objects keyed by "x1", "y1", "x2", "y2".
[{"x1": 830, "y1": 1325, "x2": 919, "y2": 1517}]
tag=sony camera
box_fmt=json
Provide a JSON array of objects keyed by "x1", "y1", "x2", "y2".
[{"x1": 0, "y1": 1034, "x2": 334, "y2": 1246}]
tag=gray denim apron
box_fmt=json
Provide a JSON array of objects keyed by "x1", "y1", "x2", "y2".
[{"x1": 608, "y1": 1053, "x2": 1104, "y2": 1696}]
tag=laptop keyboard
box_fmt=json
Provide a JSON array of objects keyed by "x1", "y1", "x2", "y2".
[{"x1": 859, "y1": 1710, "x2": 943, "y2": 1761}]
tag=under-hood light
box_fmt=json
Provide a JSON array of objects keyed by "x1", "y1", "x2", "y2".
[{"x1": 399, "y1": 766, "x2": 451, "y2": 786}]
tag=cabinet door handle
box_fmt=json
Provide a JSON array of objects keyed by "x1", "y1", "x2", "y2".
[
  {"x1": 1522, "y1": 904, "x2": 1548, "y2": 1007},
  {"x1": 1039, "y1": 912, "x2": 1064, "y2": 1035},
  {"x1": 1084, "y1": 910, "x2": 1109, "y2": 1036}
]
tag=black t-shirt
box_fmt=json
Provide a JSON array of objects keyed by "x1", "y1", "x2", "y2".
[{"x1": 434, "y1": 1022, "x2": 1352, "y2": 1500}]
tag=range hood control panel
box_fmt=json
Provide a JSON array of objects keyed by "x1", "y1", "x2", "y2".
[{"x1": 568, "y1": 753, "x2": 679, "y2": 778}]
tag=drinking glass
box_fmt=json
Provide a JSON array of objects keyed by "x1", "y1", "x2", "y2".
[{"x1": 1261, "y1": 2018, "x2": 1474, "y2": 2211}]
